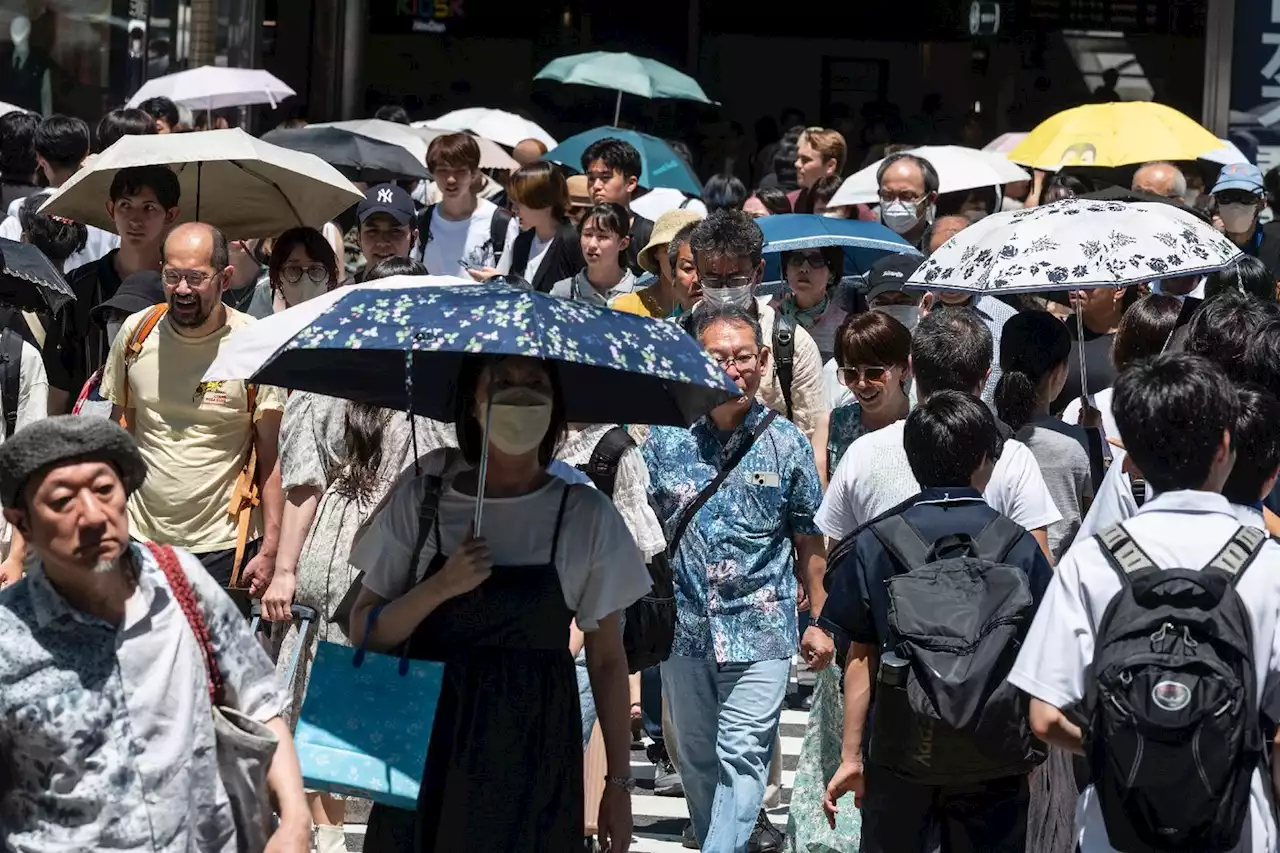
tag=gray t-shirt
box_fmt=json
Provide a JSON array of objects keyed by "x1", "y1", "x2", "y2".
[{"x1": 1016, "y1": 417, "x2": 1094, "y2": 561}]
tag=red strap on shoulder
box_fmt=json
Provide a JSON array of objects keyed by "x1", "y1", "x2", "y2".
[{"x1": 145, "y1": 542, "x2": 225, "y2": 706}]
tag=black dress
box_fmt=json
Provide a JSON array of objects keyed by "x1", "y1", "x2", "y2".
[{"x1": 366, "y1": 483, "x2": 583, "y2": 851}]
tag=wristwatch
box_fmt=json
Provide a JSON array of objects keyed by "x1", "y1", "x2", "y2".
[{"x1": 605, "y1": 775, "x2": 637, "y2": 792}]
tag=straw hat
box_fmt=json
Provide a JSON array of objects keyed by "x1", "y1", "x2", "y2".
[
  {"x1": 638, "y1": 209, "x2": 704, "y2": 274},
  {"x1": 567, "y1": 174, "x2": 591, "y2": 208}
]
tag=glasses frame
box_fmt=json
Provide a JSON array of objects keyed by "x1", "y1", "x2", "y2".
[
  {"x1": 280, "y1": 263, "x2": 330, "y2": 284},
  {"x1": 837, "y1": 365, "x2": 891, "y2": 385}
]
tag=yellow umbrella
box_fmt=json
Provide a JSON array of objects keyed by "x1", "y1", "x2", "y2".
[{"x1": 1007, "y1": 102, "x2": 1221, "y2": 170}]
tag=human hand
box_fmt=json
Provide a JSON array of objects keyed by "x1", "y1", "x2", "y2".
[
  {"x1": 801, "y1": 625, "x2": 835, "y2": 672},
  {"x1": 1076, "y1": 400, "x2": 1102, "y2": 429},
  {"x1": 597, "y1": 782, "x2": 633, "y2": 853},
  {"x1": 240, "y1": 550, "x2": 276, "y2": 598},
  {"x1": 434, "y1": 525, "x2": 492, "y2": 598},
  {"x1": 263, "y1": 815, "x2": 310, "y2": 853},
  {"x1": 0, "y1": 558, "x2": 22, "y2": 589},
  {"x1": 261, "y1": 570, "x2": 297, "y2": 622},
  {"x1": 466, "y1": 266, "x2": 500, "y2": 282},
  {"x1": 823, "y1": 758, "x2": 866, "y2": 828}
]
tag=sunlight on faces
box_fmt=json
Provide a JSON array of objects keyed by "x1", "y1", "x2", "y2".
[
  {"x1": 359, "y1": 214, "x2": 414, "y2": 268},
  {"x1": 4, "y1": 461, "x2": 131, "y2": 576},
  {"x1": 162, "y1": 225, "x2": 229, "y2": 329},
  {"x1": 107, "y1": 186, "x2": 177, "y2": 250},
  {"x1": 580, "y1": 220, "x2": 629, "y2": 268},
  {"x1": 433, "y1": 164, "x2": 476, "y2": 201},
  {"x1": 795, "y1": 139, "x2": 830, "y2": 190},
  {"x1": 839, "y1": 362, "x2": 909, "y2": 415},
  {"x1": 584, "y1": 159, "x2": 636, "y2": 205},
  {"x1": 784, "y1": 251, "x2": 830, "y2": 305},
  {"x1": 669, "y1": 243, "x2": 700, "y2": 309},
  {"x1": 697, "y1": 253, "x2": 760, "y2": 291},
  {"x1": 743, "y1": 196, "x2": 770, "y2": 218},
  {"x1": 275, "y1": 244, "x2": 330, "y2": 309},
  {"x1": 700, "y1": 318, "x2": 769, "y2": 403}
]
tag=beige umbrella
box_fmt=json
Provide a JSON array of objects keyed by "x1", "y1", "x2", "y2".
[
  {"x1": 310, "y1": 118, "x2": 430, "y2": 166},
  {"x1": 39, "y1": 128, "x2": 362, "y2": 240},
  {"x1": 408, "y1": 123, "x2": 519, "y2": 171}
]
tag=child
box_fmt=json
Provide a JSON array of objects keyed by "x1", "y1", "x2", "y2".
[{"x1": 549, "y1": 202, "x2": 637, "y2": 306}]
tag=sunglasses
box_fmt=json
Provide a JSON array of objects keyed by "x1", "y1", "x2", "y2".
[
  {"x1": 786, "y1": 251, "x2": 827, "y2": 268},
  {"x1": 837, "y1": 365, "x2": 889, "y2": 384}
]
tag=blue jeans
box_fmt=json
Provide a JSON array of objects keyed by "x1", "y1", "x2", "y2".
[
  {"x1": 661, "y1": 655, "x2": 790, "y2": 852},
  {"x1": 575, "y1": 649, "x2": 595, "y2": 749},
  {"x1": 641, "y1": 665, "x2": 664, "y2": 745}
]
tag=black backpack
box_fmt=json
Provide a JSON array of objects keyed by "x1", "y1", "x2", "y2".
[
  {"x1": 866, "y1": 513, "x2": 1045, "y2": 785},
  {"x1": 0, "y1": 328, "x2": 22, "y2": 438},
  {"x1": 1084, "y1": 523, "x2": 1266, "y2": 853},
  {"x1": 576, "y1": 427, "x2": 676, "y2": 674}
]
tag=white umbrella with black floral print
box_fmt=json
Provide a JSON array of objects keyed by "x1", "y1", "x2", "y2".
[{"x1": 906, "y1": 197, "x2": 1242, "y2": 295}]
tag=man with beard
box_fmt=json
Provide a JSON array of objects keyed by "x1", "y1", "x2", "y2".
[
  {"x1": 102, "y1": 222, "x2": 286, "y2": 595},
  {"x1": 0, "y1": 415, "x2": 309, "y2": 851}
]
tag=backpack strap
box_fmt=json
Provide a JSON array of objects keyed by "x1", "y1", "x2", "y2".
[
  {"x1": 489, "y1": 207, "x2": 512, "y2": 267},
  {"x1": 772, "y1": 317, "x2": 795, "y2": 421},
  {"x1": 869, "y1": 515, "x2": 933, "y2": 573},
  {"x1": 972, "y1": 514, "x2": 1026, "y2": 564},
  {"x1": 1094, "y1": 523, "x2": 1160, "y2": 585},
  {"x1": 414, "y1": 204, "x2": 436, "y2": 263},
  {"x1": 0, "y1": 328, "x2": 21, "y2": 439},
  {"x1": 576, "y1": 426, "x2": 635, "y2": 499},
  {"x1": 118, "y1": 304, "x2": 169, "y2": 429},
  {"x1": 1205, "y1": 525, "x2": 1267, "y2": 586}
]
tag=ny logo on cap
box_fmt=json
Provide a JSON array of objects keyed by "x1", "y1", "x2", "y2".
[{"x1": 377, "y1": 188, "x2": 394, "y2": 204}]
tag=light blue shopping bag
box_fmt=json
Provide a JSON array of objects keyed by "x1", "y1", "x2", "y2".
[{"x1": 294, "y1": 639, "x2": 445, "y2": 810}]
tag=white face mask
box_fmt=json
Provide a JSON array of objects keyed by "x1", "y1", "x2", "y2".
[
  {"x1": 873, "y1": 304, "x2": 920, "y2": 332},
  {"x1": 881, "y1": 200, "x2": 931, "y2": 235},
  {"x1": 1218, "y1": 202, "x2": 1257, "y2": 234},
  {"x1": 702, "y1": 283, "x2": 754, "y2": 310},
  {"x1": 481, "y1": 386, "x2": 553, "y2": 456}
]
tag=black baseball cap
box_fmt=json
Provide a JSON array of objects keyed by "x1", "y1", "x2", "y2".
[
  {"x1": 865, "y1": 253, "x2": 925, "y2": 302},
  {"x1": 357, "y1": 183, "x2": 415, "y2": 226},
  {"x1": 92, "y1": 270, "x2": 166, "y2": 324}
]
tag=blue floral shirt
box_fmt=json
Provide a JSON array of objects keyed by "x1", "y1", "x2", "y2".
[{"x1": 644, "y1": 401, "x2": 823, "y2": 663}]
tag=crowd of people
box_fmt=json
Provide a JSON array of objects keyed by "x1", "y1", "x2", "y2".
[{"x1": 0, "y1": 94, "x2": 1279, "y2": 853}]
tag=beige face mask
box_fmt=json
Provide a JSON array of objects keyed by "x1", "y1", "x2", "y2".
[
  {"x1": 273, "y1": 277, "x2": 330, "y2": 313},
  {"x1": 480, "y1": 386, "x2": 553, "y2": 455}
]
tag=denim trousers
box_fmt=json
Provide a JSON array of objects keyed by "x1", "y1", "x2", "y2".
[{"x1": 661, "y1": 655, "x2": 790, "y2": 852}]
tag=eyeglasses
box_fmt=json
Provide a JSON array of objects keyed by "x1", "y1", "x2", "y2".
[
  {"x1": 281, "y1": 263, "x2": 329, "y2": 284},
  {"x1": 837, "y1": 365, "x2": 889, "y2": 384},
  {"x1": 786, "y1": 251, "x2": 826, "y2": 269},
  {"x1": 701, "y1": 274, "x2": 755, "y2": 289},
  {"x1": 162, "y1": 268, "x2": 220, "y2": 287},
  {"x1": 878, "y1": 191, "x2": 925, "y2": 205},
  {"x1": 711, "y1": 352, "x2": 759, "y2": 371}
]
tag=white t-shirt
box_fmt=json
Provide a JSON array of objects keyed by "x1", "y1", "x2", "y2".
[
  {"x1": 814, "y1": 418, "x2": 1062, "y2": 540},
  {"x1": 350, "y1": 453, "x2": 651, "y2": 631},
  {"x1": 1060, "y1": 387, "x2": 1119, "y2": 444},
  {"x1": 1, "y1": 196, "x2": 119, "y2": 271},
  {"x1": 418, "y1": 198, "x2": 519, "y2": 279},
  {"x1": 1008, "y1": 490, "x2": 1280, "y2": 853},
  {"x1": 523, "y1": 233, "x2": 554, "y2": 285},
  {"x1": 0, "y1": 338, "x2": 47, "y2": 557}
]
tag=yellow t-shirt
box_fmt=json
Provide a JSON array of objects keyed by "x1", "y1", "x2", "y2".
[
  {"x1": 609, "y1": 286, "x2": 667, "y2": 318},
  {"x1": 101, "y1": 306, "x2": 285, "y2": 553}
]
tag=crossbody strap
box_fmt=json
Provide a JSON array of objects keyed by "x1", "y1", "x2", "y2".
[
  {"x1": 147, "y1": 542, "x2": 225, "y2": 706},
  {"x1": 667, "y1": 410, "x2": 779, "y2": 559}
]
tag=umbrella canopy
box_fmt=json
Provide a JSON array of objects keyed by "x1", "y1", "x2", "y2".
[
  {"x1": 407, "y1": 124, "x2": 519, "y2": 171},
  {"x1": 261, "y1": 125, "x2": 429, "y2": 183},
  {"x1": 545, "y1": 127, "x2": 702, "y2": 197},
  {"x1": 0, "y1": 238, "x2": 75, "y2": 313},
  {"x1": 907, "y1": 197, "x2": 1241, "y2": 295},
  {"x1": 983, "y1": 132, "x2": 1028, "y2": 156},
  {"x1": 203, "y1": 277, "x2": 739, "y2": 426},
  {"x1": 429, "y1": 108, "x2": 557, "y2": 149},
  {"x1": 39, "y1": 129, "x2": 363, "y2": 240},
  {"x1": 309, "y1": 119, "x2": 431, "y2": 166},
  {"x1": 830, "y1": 146, "x2": 1031, "y2": 207},
  {"x1": 758, "y1": 214, "x2": 920, "y2": 283},
  {"x1": 535, "y1": 51, "x2": 716, "y2": 124},
  {"x1": 1007, "y1": 102, "x2": 1222, "y2": 171},
  {"x1": 126, "y1": 66, "x2": 295, "y2": 111}
]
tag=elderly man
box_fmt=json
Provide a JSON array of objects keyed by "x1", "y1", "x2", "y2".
[
  {"x1": 645, "y1": 303, "x2": 828, "y2": 853},
  {"x1": 0, "y1": 415, "x2": 308, "y2": 850},
  {"x1": 877, "y1": 152, "x2": 939, "y2": 247},
  {"x1": 1131, "y1": 161, "x2": 1187, "y2": 202},
  {"x1": 511, "y1": 137, "x2": 548, "y2": 166},
  {"x1": 103, "y1": 222, "x2": 286, "y2": 594}
]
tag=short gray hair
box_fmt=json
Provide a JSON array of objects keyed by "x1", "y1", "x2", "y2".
[
  {"x1": 690, "y1": 302, "x2": 764, "y2": 350},
  {"x1": 666, "y1": 221, "x2": 699, "y2": 272},
  {"x1": 876, "y1": 152, "x2": 940, "y2": 196}
]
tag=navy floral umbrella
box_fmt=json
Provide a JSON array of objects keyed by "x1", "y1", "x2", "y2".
[{"x1": 206, "y1": 278, "x2": 739, "y2": 427}]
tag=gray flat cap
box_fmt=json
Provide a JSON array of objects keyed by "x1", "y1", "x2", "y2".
[{"x1": 0, "y1": 415, "x2": 147, "y2": 508}]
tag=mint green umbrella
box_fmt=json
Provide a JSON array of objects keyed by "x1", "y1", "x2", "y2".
[{"x1": 534, "y1": 51, "x2": 716, "y2": 125}]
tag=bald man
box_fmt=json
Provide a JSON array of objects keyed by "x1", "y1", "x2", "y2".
[
  {"x1": 924, "y1": 213, "x2": 971, "y2": 257},
  {"x1": 512, "y1": 137, "x2": 548, "y2": 167},
  {"x1": 102, "y1": 220, "x2": 287, "y2": 594},
  {"x1": 1132, "y1": 161, "x2": 1187, "y2": 202}
]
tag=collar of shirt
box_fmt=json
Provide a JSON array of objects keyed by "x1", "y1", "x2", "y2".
[
  {"x1": 27, "y1": 543, "x2": 158, "y2": 631},
  {"x1": 692, "y1": 398, "x2": 770, "y2": 461},
  {"x1": 913, "y1": 486, "x2": 986, "y2": 507},
  {"x1": 1135, "y1": 488, "x2": 1237, "y2": 520}
]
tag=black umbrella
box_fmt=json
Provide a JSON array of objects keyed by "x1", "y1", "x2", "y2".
[
  {"x1": 0, "y1": 238, "x2": 75, "y2": 314},
  {"x1": 261, "y1": 126, "x2": 430, "y2": 183}
]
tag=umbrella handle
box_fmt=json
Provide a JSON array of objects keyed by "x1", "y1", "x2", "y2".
[
  {"x1": 473, "y1": 400, "x2": 492, "y2": 534},
  {"x1": 614, "y1": 90, "x2": 622, "y2": 127}
]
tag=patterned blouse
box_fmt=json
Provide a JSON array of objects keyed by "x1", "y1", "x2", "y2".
[
  {"x1": 826, "y1": 403, "x2": 868, "y2": 477},
  {"x1": 0, "y1": 544, "x2": 284, "y2": 852},
  {"x1": 643, "y1": 400, "x2": 823, "y2": 664}
]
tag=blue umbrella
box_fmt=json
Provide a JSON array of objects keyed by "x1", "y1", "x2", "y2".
[
  {"x1": 246, "y1": 281, "x2": 738, "y2": 426},
  {"x1": 544, "y1": 127, "x2": 702, "y2": 197},
  {"x1": 759, "y1": 214, "x2": 921, "y2": 285}
]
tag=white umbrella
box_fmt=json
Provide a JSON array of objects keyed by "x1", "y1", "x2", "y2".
[
  {"x1": 126, "y1": 66, "x2": 295, "y2": 112},
  {"x1": 40, "y1": 129, "x2": 362, "y2": 240},
  {"x1": 429, "y1": 108, "x2": 557, "y2": 149},
  {"x1": 0, "y1": 101, "x2": 29, "y2": 118},
  {"x1": 1201, "y1": 139, "x2": 1250, "y2": 167},
  {"x1": 309, "y1": 118, "x2": 430, "y2": 166},
  {"x1": 408, "y1": 124, "x2": 519, "y2": 171},
  {"x1": 907, "y1": 197, "x2": 1241, "y2": 295},
  {"x1": 202, "y1": 274, "x2": 474, "y2": 383},
  {"x1": 830, "y1": 145, "x2": 1032, "y2": 207}
]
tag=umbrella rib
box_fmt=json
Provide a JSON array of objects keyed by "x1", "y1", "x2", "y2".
[{"x1": 227, "y1": 160, "x2": 307, "y2": 226}]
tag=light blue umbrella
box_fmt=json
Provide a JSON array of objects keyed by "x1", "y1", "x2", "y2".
[
  {"x1": 535, "y1": 51, "x2": 716, "y2": 124},
  {"x1": 759, "y1": 214, "x2": 921, "y2": 284},
  {"x1": 544, "y1": 126, "x2": 703, "y2": 197}
]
